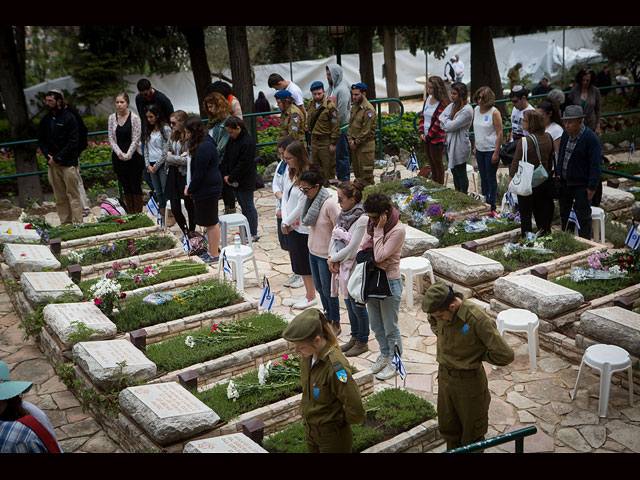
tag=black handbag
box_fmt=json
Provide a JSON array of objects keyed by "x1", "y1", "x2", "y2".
[{"x1": 498, "y1": 140, "x2": 518, "y2": 167}]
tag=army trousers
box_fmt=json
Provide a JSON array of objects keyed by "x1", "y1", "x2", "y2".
[
  {"x1": 310, "y1": 138, "x2": 336, "y2": 185},
  {"x1": 351, "y1": 141, "x2": 375, "y2": 185},
  {"x1": 437, "y1": 365, "x2": 490, "y2": 451},
  {"x1": 304, "y1": 421, "x2": 352, "y2": 453}
]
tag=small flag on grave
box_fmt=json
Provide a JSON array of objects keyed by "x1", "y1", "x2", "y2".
[
  {"x1": 146, "y1": 196, "x2": 159, "y2": 217},
  {"x1": 259, "y1": 278, "x2": 275, "y2": 311},
  {"x1": 222, "y1": 253, "x2": 233, "y2": 278},
  {"x1": 569, "y1": 207, "x2": 581, "y2": 231},
  {"x1": 406, "y1": 150, "x2": 419, "y2": 172},
  {"x1": 626, "y1": 224, "x2": 640, "y2": 250}
]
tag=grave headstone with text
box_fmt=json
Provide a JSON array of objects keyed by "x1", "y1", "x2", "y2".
[
  {"x1": 579, "y1": 307, "x2": 640, "y2": 357},
  {"x1": 119, "y1": 382, "x2": 220, "y2": 445},
  {"x1": 494, "y1": 274, "x2": 584, "y2": 318},
  {"x1": 402, "y1": 224, "x2": 439, "y2": 257},
  {"x1": 20, "y1": 271, "x2": 83, "y2": 304},
  {"x1": 0, "y1": 221, "x2": 40, "y2": 245},
  {"x1": 183, "y1": 433, "x2": 268, "y2": 453},
  {"x1": 43, "y1": 302, "x2": 116, "y2": 347},
  {"x1": 3, "y1": 243, "x2": 61, "y2": 276},
  {"x1": 424, "y1": 247, "x2": 504, "y2": 285}
]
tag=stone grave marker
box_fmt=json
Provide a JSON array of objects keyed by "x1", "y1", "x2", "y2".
[
  {"x1": 73, "y1": 339, "x2": 157, "y2": 390},
  {"x1": 3, "y1": 243, "x2": 61, "y2": 276},
  {"x1": 424, "y1": 247, "x2": 504, "y2": 285},
  {"x1": 402, "y1": 224, "x2": 439, "y2": 258},
  {"x1": 600, "y1": 185, "x2": 635, "y2": 212},
  {"x1": 183, "y1": 433, "x2": 268, "y2": 453},
  {"x1": 119, "y1": 382, "x2": 220, "y2": 445},
  {"x1": 0, "y1": 221, "x2": 40, "y2": 245},
  {"x1": 494, "y1": 274, "x2": 584, "y2": 318},
  {"x1": 43, "y1": 302, "x2": 117, "y2": 347},
  {"x1": 579, "y1": 307, "x2": 640, "y2": 357},
  {"x1": 20, "y1": 271, "x2": 83, "y2": 304}
]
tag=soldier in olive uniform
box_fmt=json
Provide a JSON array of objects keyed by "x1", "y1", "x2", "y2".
[
  {"x1": 275, "y1": 90, "x2": 305, "y2": 143},
  {"x1": 347, "y1": 83, "x2": 377, "y2": 185},
  {"x1": 422, "y1": 282, "x2": 514, "y2": 451},
  {"x1": 306, "y1": 81, "x2": 341, "y2": 185},
  {"x1": 282, "y1": 308, "x2": 366, "y2": 453}
]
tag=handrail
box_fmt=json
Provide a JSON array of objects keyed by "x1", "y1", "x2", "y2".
[
  {"x1": 602, "y1": 168, "x2": 640, "y2": 182},
  {"x1": 445, "y1": 426, "x2": 538, "y2": 453}
]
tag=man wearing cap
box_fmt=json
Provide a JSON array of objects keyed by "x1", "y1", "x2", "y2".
[
  {"x1": 557, "y1": 105, "x2": 602, "y2": 239},
  {"x1": 275, "y1": 90, "x2": 305, "y2": 143},
  {"x1": 347, "y1": 83, "x2": 377, "y2": 185},
  {"x1": 282, "y1": 309, "x2": 365, "y2": 453},
  {"x1": 421, "y1": 283, "x2": 514, "y2": 451},
  {"x1": 306, "y1": 81, "x2": 341, "y2": 184}
]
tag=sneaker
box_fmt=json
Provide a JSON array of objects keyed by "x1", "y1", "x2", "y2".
[
  {"x1": 345, "y1": 341, "x2": 368, "y2": 357},
  {"x1": 375, "y1": 362, "x2": 398, "y2": 381},
  {"x1": 284, "y1": 274, "x2": 303, "y2": 288},
  {"x1": 340, "y1": 337, "x2": 357, "y2": 353},
  {"x1": 292, "y1": 297, "x2": 318, "y2": 310},
  {"x1": 199, "y1": 253, "x2": 218, "y2": 264},
  {"x1": 283, "y1": 296, "x2": 305, "y2": 307},
  {"x1": 370, "y1": 355, "x2": 391, "y2": 374},
  {"x1": 252, "y1": 234, "x2": 260, "y2": 242}
]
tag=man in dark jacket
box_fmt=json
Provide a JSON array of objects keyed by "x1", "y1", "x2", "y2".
[
  {"x1": 557, "y1": 105, "x2": 602, "y2": 240},
  {"x1": 38, "y1": 90, "x2": 82, "y2": 225}
]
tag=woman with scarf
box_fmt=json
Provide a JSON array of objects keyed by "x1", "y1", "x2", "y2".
[
  {"x1": 299, "y1": 164, "x2": 341, "y2": 333},
  {"x1": 327, "y1": 179, "x2": 370, "y2": 356},
  {"x1": 360, "y1": 192, "x2": 406, "y2": 381}
]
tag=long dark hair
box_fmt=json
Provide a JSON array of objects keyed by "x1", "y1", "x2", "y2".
[
  {"x1": 223, "y1": 115, "x2": 248, "y2": 134},
  {"x1": 184, "y1": 116, "x2": 208, "y2": 159},
  {"x1": 144, "y1": 104, "x2": 169, "y2": 143},
  {"x1": 537, "y1": 99, "x2": 563, "y2": 127},
  {"x1": 450, "y1": 82, "x2": 468, "y2": 119},
  {"x1": 0, "y1": 396, "x2": 28, "y2": 421}
]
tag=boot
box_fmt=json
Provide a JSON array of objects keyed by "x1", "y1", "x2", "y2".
[
  {"x1": 340, "y1": 336, "x2": 357, "y2": 353},
  {"x1": 344, "y1": 341, "x2": 368, "y2": 357}
]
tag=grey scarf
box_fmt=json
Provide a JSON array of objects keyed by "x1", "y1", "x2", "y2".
[
  {"x1": 337, "y1": 203, "x2": 365, "y2": 230},
  {"x1": 301, "y1": 187, "x2": 331, "y2": 227}
]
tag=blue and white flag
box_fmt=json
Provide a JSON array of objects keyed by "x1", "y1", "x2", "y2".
[
  {"x1": 569, "y1": 207, "x2": 581, "y2": 231},
  {"x1": 222, "y1": 253, "x2": 233, "y2": 277},
  {"x1": 182, "y1": 234, "x2": 190, "y2": 254},
  {"x1": 406, "y1": 151, "x2": 419, "y2": 172},
  {"x1": 626, "y1": 224, "x2": 640, "y2": 250},
  {"x1": 259, "y1": 283, "x2": 275, "y2": 311},
  {"x1": 392, "y1": 348, "x2": 406, "y2": 380},
  {"x1": 157, "y1": 210, "x2": 164, "y2": 228},
  {"x1": 146, "y1": 196, "x2": 159, "y2": 217},
  {"x1": 505, "y1": 191, "x2": 516, "y2": 207}
]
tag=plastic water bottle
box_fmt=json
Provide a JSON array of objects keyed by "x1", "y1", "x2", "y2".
[{"x1": 234, "y1": 232, "x2": 241, "y2": 249}]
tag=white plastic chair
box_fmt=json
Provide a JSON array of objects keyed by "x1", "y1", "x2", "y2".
[
  {"x1": 219, "y1": 213, "x2": 252, "y2": 248},
  {"x1": 443, "y1": 164, "x2": 478, "y2": 193},
  {"x1": 573, "y1": 206, "x2": 605, "y2": 243},
  {"x1": 496, "y1": 308, "x2": 539, "y2": 373},
  {"x1": 218, "y1": 244, "x2": 260, "y2": 292},
  {"x1": 399, "y1": 257, "x2": 435, "y2": 309},
  {"x1": 570, "y1": 344, "x2": 634, "y2": 418}
]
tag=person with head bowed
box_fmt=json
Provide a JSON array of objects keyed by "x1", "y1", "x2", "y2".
[
  {"x1": 536, "y1": 98, "x2": 564, "y2": 157},
  {"x1": 440, "y1": 81, "x2": 473, "y2": 194},
  {"x1": 268, "y1": 73, "x2": 306, "y2": 121},
  {"x1": 144, "y1": 103, "x2": 172, "y2": 221},
  {"x1": 567, "y1": 68, "x2": 602, "y2": 135},
  {"x1": 306, "y1": 81, "x2": 340, "y2": 185},
  {"x1": 325, "y1": 63, "x2": 351, "y2": 181},
  {"x1": 347, "y1": 83, "x2": 376, "y2": 186},
  {"x1": 275, "y1": 90, "x2": 305, "y2": 143}
]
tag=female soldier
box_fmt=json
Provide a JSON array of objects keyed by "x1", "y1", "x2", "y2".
[{"x1": 282, "y1": 308, "x2": 366, "y2": 453}]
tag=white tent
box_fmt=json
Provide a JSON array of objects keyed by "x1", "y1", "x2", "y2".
[{"x1": 23, "y1": 27, "x2": 603, "y2": 118}]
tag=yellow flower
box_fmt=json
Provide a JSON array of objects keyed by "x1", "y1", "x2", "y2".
[{"x1": 6, "y1": 228, "x2": 11, "y2": 234}]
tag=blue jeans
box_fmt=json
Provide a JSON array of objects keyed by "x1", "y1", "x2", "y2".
[
  {"x1": 366, "y1": 278, "x2": 403, "y2": 358},
  {"x1": 308, "y1": 253, "x2": 340, "y2": 323},
  {"x1": 345, "y1": 295, "x2": 369, "y2": 344},
  {"x1": 475, "y1": 150, "x2": 499, "y2": 209},
  {"x1": 451, "y1": 163, "x2": 469, "y2": 194},
  {"x1": 335, "y1": 131, "x2": 350, "y2": 181},
  {"x1": 234, "y1": 190, "x2": 258, "y2": 237},
  {"x1": 149, "y1": 166, "x2": 167, "y2": 209}
]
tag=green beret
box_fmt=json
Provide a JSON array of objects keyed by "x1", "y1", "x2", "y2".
[
  {"x1": 421, "y1": 282, "x2": 454, "y2": 314},
  {"x1": 282, "y1": 308, "x2": 322, "y2": 342}
]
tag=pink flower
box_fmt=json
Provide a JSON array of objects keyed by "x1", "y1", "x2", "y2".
[
  {"x1": 210, "y1": 324, "x2": 218, "y2": 333},
  {"x1": 94, "y1": 298, "x2": 103, "y2": 306},
  {"x1": 282, "y1": 354, "x2": 289, "y2": 360},
  {"x1": 24, "y1": 223, "x2": 33, "y2": 229}
]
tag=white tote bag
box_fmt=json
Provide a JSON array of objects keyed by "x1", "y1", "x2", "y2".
[
  {"x1": 508, "y1": 136, "x2": 533, "y2": 197},
  {"x1": 347, "y1": 262, "x2": 367, "y2": 305}
]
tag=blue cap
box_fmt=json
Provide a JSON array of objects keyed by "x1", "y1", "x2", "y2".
[
  {"x1": 274, "y1": 90, "x2": 293, "y2": 100},
  {"x1": 351, "y1": 82, "x2": 367, "y2": 91},
  {"x1": 310, "y1": 81, "x2": 324, "y2": 91}
]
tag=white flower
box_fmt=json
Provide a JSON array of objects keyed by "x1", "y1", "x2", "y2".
[
  {"x1": 89, "y1": 277, "x2": 121, "y2": 298},
  {"x1": 184, "y1": 335, "x2": 195, "y2": 348},
  {"x1": 258, "y1": 360, "x2": 273, "y2": 386},
  {"x1": 19, "y1": 212, "x2": 28, "y2": 222},
  {"x1": 67, "y1": 250, "x2": 84, "y2": 263},
  {"x1": 226, "y1": 380, "x2": 239, "y2": 401},
  {"x1": 448, "y1": 226, "x2": 457, "y2": 235},
  {"x1": 502, "y1": 244, "x2": 514, "y2": 258}
]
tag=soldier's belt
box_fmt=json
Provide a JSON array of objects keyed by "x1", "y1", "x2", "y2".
[
  {"x1": 439, "y1": 366, "x2": 480, "y2": 378},
  {"x1": 311, "y1": 134, "x2": 331, "y2": 141},
  {"x1": 304, "y1": 420, "x2": 346, "y2": 433}
]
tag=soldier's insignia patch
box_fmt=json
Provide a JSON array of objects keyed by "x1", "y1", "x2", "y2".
[
  {"x1": 335, "y1": 369, "x2": 348, "y2": 383},
  {"x1": 366, "y1": 110, "x2": 373, "y2": 118},
  {"x1": 293, "y1": 116, "x2": 298, "y2": 123}
]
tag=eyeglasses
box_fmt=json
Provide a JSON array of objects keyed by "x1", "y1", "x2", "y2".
[
  {"x1": 170, "y1": 121, "x2": 177, "y2": 126},
  {"x1": 299, "y1": 186, "x2": 318, "y2": 194}
]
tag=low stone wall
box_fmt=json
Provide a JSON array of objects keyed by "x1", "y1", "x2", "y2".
[
  {"x1": 77, "y1": 244, "x2": 184, "y2": 278},
  {"x1": 361, "y1": 418, "x2": 442, "y2": 453},
  {"x1": 60, "y1": 224, "x2": 163, "y2": 250}
]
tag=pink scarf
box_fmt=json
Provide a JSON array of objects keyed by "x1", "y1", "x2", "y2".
[{"x1": 362, "y1": 207, "x2": 400, "y2": 250}]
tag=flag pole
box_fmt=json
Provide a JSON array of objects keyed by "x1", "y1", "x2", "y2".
[{"x1": 565, "y1": 199, "x2": 576, "y2": 232}]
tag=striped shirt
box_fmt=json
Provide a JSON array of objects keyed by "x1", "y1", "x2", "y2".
[
  {"x1": 560, "y1": 124, "x2": 586, "y2": 180},
  {"x1": 0, "y1": 420, "x2": 47, "y2": 453}
]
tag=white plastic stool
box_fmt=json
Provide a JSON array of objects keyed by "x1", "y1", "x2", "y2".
[
  {"x1": 496, "y1": 309, "x2": 539, "y2": 373},
  {"x1": 573, "y1": 206, "x2": 605, "y2": 243},
  {"x1": 443, "y1": 164, "x2": 478, "y2": 193},
  {"x1": 218, "y1": 244, "x2": 260, "y2": 292},
  {"x1": 219, "y1": 213, "x2": 252, "y2": 248},
  {"x1": 399, "y1": 257, "x2": 435, "y2": 308},
  {"x1": 570, "y1": 344, "x2": 633, "y2": 418}
]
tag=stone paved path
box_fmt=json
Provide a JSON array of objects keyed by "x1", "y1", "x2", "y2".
[{"x1": 2, "y1": 164, "x2": 640, "y2": 453}]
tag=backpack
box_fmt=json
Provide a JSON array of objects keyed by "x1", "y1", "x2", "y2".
[
  {"x1": 100, "y1": 197, "x2": 127, "y2": 216},
  {"x1": 186, "y1": 230, "x2": 208, "y2": 257}
]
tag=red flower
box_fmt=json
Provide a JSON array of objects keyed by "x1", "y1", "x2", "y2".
[
  {"x1": 210, "y1": 323, "x2": 218, "y2": 333},
  {"x1": 94, "y1": 298, "x2": 103, "y2": 306},
  {"x1": 120, "y1": 292, "x2": 126, "y2": 299},
  {"x1": 282, "y1": 354, "x2": 289, "y2": 360},
  {"x1": 24, "y1": 223, "x2": 33, "y2": 229},
  {"x1": 115, "y1": 218, "x2": 126, "y2": 224}
]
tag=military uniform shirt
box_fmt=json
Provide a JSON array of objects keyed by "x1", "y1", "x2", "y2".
[
  {"x1": 306, "y1": 98, "x2": 341, "y2": 144},
  {"x1": 300, "y1": 342, "x2": 366, "y2": 426},
  {"x1": 347, "y1": 99, "x2": 376, "y2": 146},
  {"x1": 427, "y1": 299, "x2": 514, "y2": 370},
  {"x1": 279, "y1": 104, "x2": 305, "y2": 142}
]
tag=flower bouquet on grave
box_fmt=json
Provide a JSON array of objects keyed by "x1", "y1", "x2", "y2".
[
  {"x1": 569, "y1": 250, "x2": 632, "y2": 282},
  {"x1": 90, "y1": 277, "x2": 125, "y2": 315},
  {"x1": 501, "y1": 231, "x2": 554, "y2": 258},
  {"x1": 184, "y1": 319, "x2": 258, "y2": 350},
  {"x1": 391, "y1": 193, "x2": 414, "y2": 215},
  {"x1": 427, "y1": 204, "x2": 454, "y2": 238},
  {"x1": 226, "y1": 355, "x2": 301, "y2": 402}
]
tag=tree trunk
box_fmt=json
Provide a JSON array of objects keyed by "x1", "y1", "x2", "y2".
[
  {"x1": 226, "y1": 26, "x2": 254, "y2": 116},
  {"x1": 358, "y1": 26, "x2": 376, "y2": 100},
  {"x1": 0, "y1": 26, "x2": 43, "y2": 207},
  {"x1": 181, "y1": 26, "x2": 212, "y2": 118},
  {"x1": 382, "y1": 26, "x2": 400, "y2": 114},
  {"x1": 470, "y1": 26, "x2": 507, "y2": 118},
  {"x1": 13, "y1": 26, "x2": 26, "y2": 87}
]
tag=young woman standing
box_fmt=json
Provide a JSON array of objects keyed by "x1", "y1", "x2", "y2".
[
  {"x1": 143, "y1": 104, "x2": 172, "y2": 219},
  {"x1": 418, "y1": 76, "x2": 450, "y2": 185},
  {"x1": 165, "y1": 110, "x2": 195, "y2": 235}
]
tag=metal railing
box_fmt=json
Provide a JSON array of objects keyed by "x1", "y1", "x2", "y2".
[{"x1": 445, "y1": 426, "x2": 538, "y2": 453}]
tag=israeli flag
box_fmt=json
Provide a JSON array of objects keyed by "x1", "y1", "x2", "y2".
[
  {"x1": 182, "y1": 234, "x2": 190, "y2": 254},
  {"x1": 406, "y1": 151, "x2": 419, "y2": 172},
  {"x1": 259, "y1": 284, "x2": 275, "y2": 311},
  {"x1": 569, "y1": 207, "x2": 581, "y2": 231},
  {"x1": 626, "y1": 224, "x2": 640, "y2": 250},
  {"x1": 222, "y1": 253, "x2": 233, "y2": 277},
  {"x1": 146, "y1": 196, "x2": 159, "y2": 217},
  {"x1": 506, "y1": 191, "x2": 516, "y2": 207},
  {"x1": 392, "y1": 350, "x2": 406, "y2": 380},
  {"x1": 157, "y1": 210, "x2": 164, "y2": 228}
]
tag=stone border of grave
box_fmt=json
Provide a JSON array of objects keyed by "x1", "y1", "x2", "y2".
[
  {"x1": 60, "y1": 224, "x2": 163, "y2": 251},
  {"x1": 119, "y1": 268, "x2": 217, "y2": 299},
  {"x1": 360, "y1": 418, "x2": 442, "y2": 453}
]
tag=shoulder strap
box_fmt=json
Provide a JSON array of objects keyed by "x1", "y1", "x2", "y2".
[
  {"x1": 521, "y1": 136, "x2": 528, "y2": 163},
  {"x1": 17, "y1": 415, "x2": 61, "y2": 453},
  {"x1": 309, "y1": 106, "x2": 326, "y2": 132},
  {"x1": 528, "y1": 134, "x2": 541, "y2": 161}
]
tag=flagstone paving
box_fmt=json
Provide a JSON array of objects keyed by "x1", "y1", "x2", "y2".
[{"x1": 2, "y1": 164, "x2": 639, "y2": 453}]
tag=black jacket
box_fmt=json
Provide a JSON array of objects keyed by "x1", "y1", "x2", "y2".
[
  {"x1": 38, "y1": 108, "x2": 79, "y2": 167},
  {"x1": 187, "y1": 135, "x2": 223, "y2": 201},
  {"x1": 222, "y1": 130, "x2": 257, "y2": 192}
]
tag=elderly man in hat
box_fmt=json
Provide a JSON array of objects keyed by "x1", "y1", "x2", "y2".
[
  {"x1": 557, "y1": 105, "x2": 602, "y2": 239},
  {"x1": 347, "y1": 83, "x2": 377, "y2": 185},
  {"x1": 422, "y1": 283, "x2": 514, "y2": 451},
  {"x1": 275, "y1": 90, "x2": 305, "y2": 142},
  {"x1": 306, "y1": 81, "x2": 341, "y2": 185}
]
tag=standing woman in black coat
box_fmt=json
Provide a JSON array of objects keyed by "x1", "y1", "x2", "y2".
[
  {"x1": 184, "y1": 116, "x2": 223, "y2": 263},
  {"x1": 222, "y1": 116, "x2": 260, "y2": 242}
]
